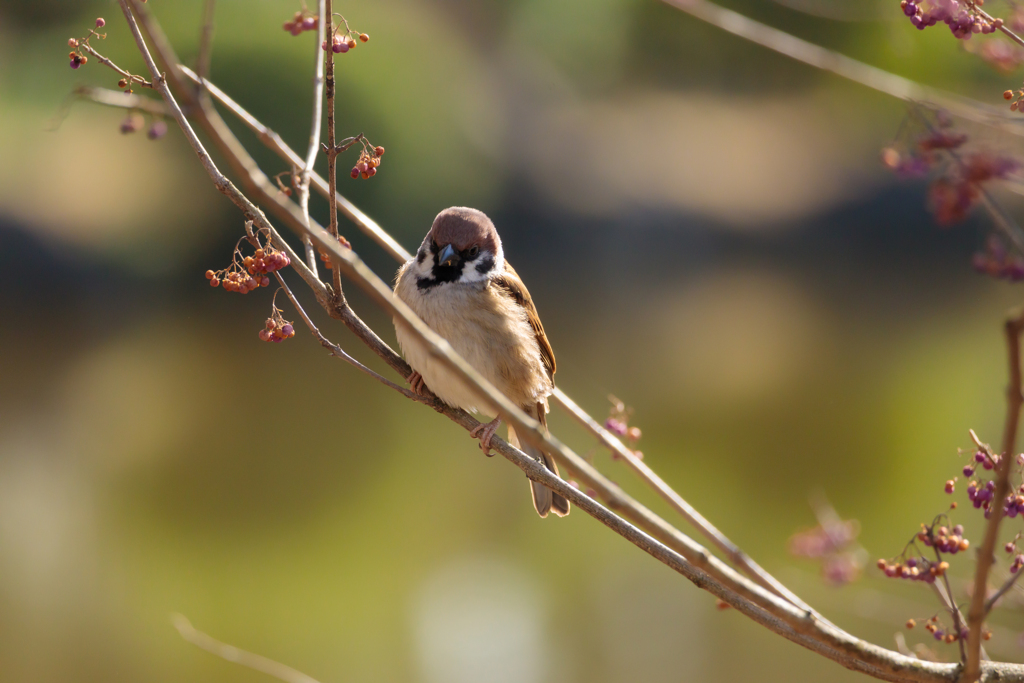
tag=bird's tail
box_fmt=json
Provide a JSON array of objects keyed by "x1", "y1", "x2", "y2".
[{"x1": 508, "y1": 403, "x2": 570, "y2": 518}]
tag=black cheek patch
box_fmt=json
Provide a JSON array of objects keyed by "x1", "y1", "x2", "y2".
[
  {"x1": 475, "y1": 255, "x2": 495, "y2": 274},
  {"x1": 416, "y1": 249, "x2": 426, "y2": 264}
]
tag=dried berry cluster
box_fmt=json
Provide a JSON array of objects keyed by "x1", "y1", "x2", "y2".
[
  {"x1": 882, "y1": 116, "x2": 1018, "y2": 232},
  {"x1": 350, "y1": 146, "x2": 385, "y2": 180},
  {"x1": 972, "y1": 235, "x2": 1024, "y2": 281},
  {"x1": 205, "y1": 245, "x2": 290, "y2": 292},
  {"x1": 603, "y1": 395, "x2": 644, "y2": 460},
  {"x1": 877, "y1": 517, "x2": 966, "y2": 596},
  {"x1": 317, "y1": 234, "x2": 352, "y2": 270},
  {"x1": 900, "y1": 0, "x2": 1003, "y2": 37},
  {"x1": 259, "y1": 313, "x2": 296, "y2": 343},
  {"x1": 67, "y1": 19, "x2": 106, "y2": 69},
  {"x1": 905, "y1": 615, "x2": 991, "y2": 645},
  {"x1": 283, "y1": 9, "x2": 318, "y2": 36},
  {"x1": 788, "y1": 513, "x2": 866, "y2": 586}
]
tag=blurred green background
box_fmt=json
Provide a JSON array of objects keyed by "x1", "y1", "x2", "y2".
[{"x1": 4, "y1": 0, "x2": 1024, "y2": 681}]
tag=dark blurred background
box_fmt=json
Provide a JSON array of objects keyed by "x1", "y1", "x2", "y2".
[{"x1": 4, "y1": 0, "x2": 1024, "y2": 681}]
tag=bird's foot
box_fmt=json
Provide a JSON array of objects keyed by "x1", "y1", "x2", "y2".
[
  {"x1": 470, "y1": 417, "x2": 502, "y2": 457},
  {"x1": 407, "y1": 370, "x2": 427, "y2": 396}
]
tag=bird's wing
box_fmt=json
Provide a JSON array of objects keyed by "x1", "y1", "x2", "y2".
[{"x1": 491, "y1": 262, "x2": 556, "y2": 381}]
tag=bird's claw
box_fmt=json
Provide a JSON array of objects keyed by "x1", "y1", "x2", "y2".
[{"x1": 470, "y1": 417, "x2": 501, "y2": 457}]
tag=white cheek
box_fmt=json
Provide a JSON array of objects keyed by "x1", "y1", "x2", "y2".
[{"x1": 458, "y1": 251, "x2": 503, "y2": 283}]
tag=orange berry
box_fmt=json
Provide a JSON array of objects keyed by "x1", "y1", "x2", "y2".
[
  {"x1": 255, "y1": 249, "x2": 265, "y2": 259},
  {"x1": 359, "y1": 33, "x2": 369, "y2": 42},
  {"x1": 361, "y1": 171, "x2": 369, "y2": 179},
  {"x1": 210, "y1": 278, "x2": 220, "y2": 287},
  {"x1": 906, "y1": 619, "x2": 916, "y2": 629},
  {"x1": 374, "y1": 146, "x2": 385, "y2": 156},
  {"x1": 118, "y1": 78, "x2": 128, "y2": 88},
  {"x1": 205, "y1": 269, "x2": 215, "y2": 279},
  {"x1": 347, "y1": 38, "x2": 356, "y2": 48},
  {"x1": 69, "y1": 51, "x2": 78, "y2": 60},
  {"x1": 1006, "y1": 90, "x2": 1015, "y2": 100},
  {"x1": 79, "y1": 55, "x2": 87, "y2": 65}
]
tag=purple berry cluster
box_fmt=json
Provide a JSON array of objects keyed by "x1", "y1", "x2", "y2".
[
  {"x1": 259, "y1": 316, "x2": 296, "y2": 343},
  {"x1": 117, "y1": 112, "x2": 168, "y2": 140},
  {"x1": 970, "y1": 232, "x2": 1024, "y2": 280},
  {"x1": 900, "y1": 0, "x2": 1002, "y2": 37},
  {"x1": 283, "y1": 10, "x2": 318, "y2": 36}
]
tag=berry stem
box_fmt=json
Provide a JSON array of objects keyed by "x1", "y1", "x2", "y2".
[
  {"x1": 930, "y1": 544, "x2": 967, "y2": 663},
  {"x1": 324, "y1": 0, "x2": 344, "y2": 303},
  {"x1": 77, "y1": 42, "x2": 154, "y2": 89}
]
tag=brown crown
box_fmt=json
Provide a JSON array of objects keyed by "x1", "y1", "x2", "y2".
[{"x1": 429, "y1": 207, "x2": 500, "y2": 254}]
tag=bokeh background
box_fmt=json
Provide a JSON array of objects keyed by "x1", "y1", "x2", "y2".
[{"x1": 4, "y1": 0, "x2": 1024, "y2": 681}]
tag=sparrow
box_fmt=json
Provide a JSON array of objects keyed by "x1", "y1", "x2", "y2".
[{"x1": 393, "y1": 207, "x2": 570, "y2": 518}]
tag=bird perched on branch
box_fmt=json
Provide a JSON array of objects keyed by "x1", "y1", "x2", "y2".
[{"x1": 393, "y1": 206, "x2": 569, "y2": 518}]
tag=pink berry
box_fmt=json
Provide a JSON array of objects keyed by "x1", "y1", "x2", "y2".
[
  {"x1": 95, "y1": 17, "x2": 105, "y2": 28},
  {"x1": 147, "y1": 121, "x2": 168, "y2": 140}
]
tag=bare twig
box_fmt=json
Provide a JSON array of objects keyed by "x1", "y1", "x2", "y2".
[
  {"x1": 550, "y1": 387, "x2": 822, "y2": 617},
  {"x1": 659, "y1": 0, "x2": 1024, "y2": 138},
  {"x1": 965, "y1": 311, "x2": 1024, "y2": 681},
  {"x1": 274, "y1": 270, "x2": 421, "y2": 400},
  {"x1": 196, "y1": 0, "x2": 216, "y2": 86},
  {"x1": 930, "y1": 547, "x2": 967, "y2": 663},
  {"x1": 77, "y1": 43, "x2": 153, "y2": 89},
  {"x1": 985, "y1": 568, "x2": 1024, "y2": 613},
  {"x1": 298, "y1": 0, "x2": 326, "y2": 276},
  {"x1": 172, "y1": 614, "x2": 322, "y2": 683},
  {"x1": 48, "y1": 85, "x2": 168, "y2": 130},
  {"x1": 323, "y1": 0, "x2": 344, "y2": 304}
]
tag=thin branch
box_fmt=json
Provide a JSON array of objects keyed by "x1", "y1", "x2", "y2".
[
  {"x1": 298, "y1": 0, "x2": 326, "y2": 276},
  {"x1": 551, "y1": 387, "x2": 821, "y2": 618},
  {"x1": 48, "y1": 85, "x2": 168, "y2": 130},
  {"x1": 196, "y1": 0, "x2": 216, "y2": 86},
  {"x1": 659, "y1": 0, "x2": 1024, "y2": 138},
  {"x1": 965, "y1": 311, "x2": 1024, "y2": 681},
  {"x1": 77, "y1": 43, "x2": 153, "y2": 89},
  {"x1": 172, "y1": 614, "x2": 322, "y2": 683},
  {"x1": 931, "y1": 547, "x2": 967, "y2": 663},
  {"x1": 274, "y1": 270, "x2": 421, "y2": 400},
  {"x1": 985, "y1": 568, "x2": 1024, "y2": 612},
  {"x1": 323, "y1": 0, "x2": 343, "y2": 303}
]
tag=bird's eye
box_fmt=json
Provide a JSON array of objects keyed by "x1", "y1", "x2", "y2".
[{"x1": 466, "y1": 246, "x2": 479, "y2": 259}]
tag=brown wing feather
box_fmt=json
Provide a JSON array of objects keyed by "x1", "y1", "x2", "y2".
[{"x1": 491, "y1": 263, "x2": 556, "y2": 381}]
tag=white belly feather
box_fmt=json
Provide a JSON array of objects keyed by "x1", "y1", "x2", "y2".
[{"x1": 393, "y1": 262, "x2": 551, "y2": 415}]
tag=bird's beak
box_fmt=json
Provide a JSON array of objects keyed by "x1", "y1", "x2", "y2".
[{"x1": 438, "y1": 243, "x2": 459, "y2": 268}]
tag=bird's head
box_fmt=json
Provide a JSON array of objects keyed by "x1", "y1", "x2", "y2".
[{"x1": 412, "y1": 207, "x2": 504, "y2": 288}]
